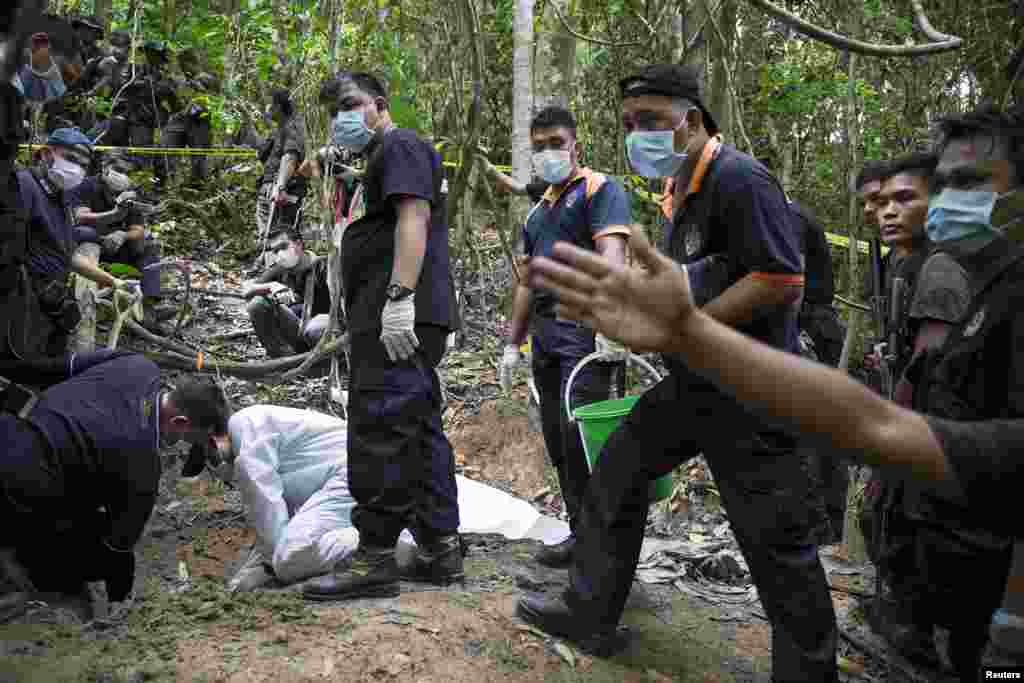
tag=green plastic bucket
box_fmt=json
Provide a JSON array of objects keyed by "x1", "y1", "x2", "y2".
[{"x1": 573, "y1": 396, "x2": 674, "y2": 502}]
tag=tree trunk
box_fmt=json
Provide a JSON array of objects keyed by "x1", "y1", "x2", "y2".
[
  {"x1": 94, "y1": 0, "x2": 111, "y2": 32},
  {"x1": 510, "y1": 0, "x2": 534, "y2": 247},
  {"x1": 71, "y1": 243, "x2": 101, "y2": 354},
  {"x1": 270, "y1": 0, "x2": 291, "y2": 85},
  {"x1": 840, "y1": 44, "x2": 869, "y2": 563},
  {"x1": 534, "y1": 0, "x2": 576, "y2": 110},
  {"x1": 708, "y1": 0, "x2": 735, "y2": 143}
]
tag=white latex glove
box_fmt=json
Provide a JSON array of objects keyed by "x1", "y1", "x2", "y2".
[
  {"x1": 100, "y1": 230, "x2": 128, "y2": 255},
  {"x1": 380, "y1": 295, "x2": 419, "y2": 362},
  {"x1": 272, "y1": 287, "x2": 296, "y2": 307},
  {"x1": 499, "y1": 344, "x2": 522, "y2": 393},
  {"x1": 595, "y1": 333, "x2": 628, "y2": 361},
  {"x1": 115, "y1": 190, "x2": 137, "y2": 206}
]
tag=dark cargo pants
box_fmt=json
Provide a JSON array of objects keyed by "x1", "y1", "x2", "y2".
[
  {"x1": 567, "y1": 368, "x2": 838, "y2": 683},
  {"x1": 531, "y1": 316, "x2": 614, "y2": 532},
  {"x1": 347, "y1": 325, "x2": 459, "y2": 548}
]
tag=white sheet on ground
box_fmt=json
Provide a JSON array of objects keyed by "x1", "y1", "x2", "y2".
[{"x1": 227, "y1": 405, "x2": 569, "y2": 588}]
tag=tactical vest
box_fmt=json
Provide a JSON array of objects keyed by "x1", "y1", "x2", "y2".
[{"x1": 905, "y1": 239, "x2": 1024, "y2": 551}]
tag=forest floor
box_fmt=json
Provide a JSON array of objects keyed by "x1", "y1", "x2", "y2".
[{"x1": 0, "y1": 225, "x2": 955, "y2": 683}]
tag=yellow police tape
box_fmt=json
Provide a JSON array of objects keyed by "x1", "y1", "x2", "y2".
[
  {"x1": 22, "y1": 141, "x2": 879, "y2": 255},
  {"x1": 17, "y1": 144, "x2": 257, "y2": 158}
]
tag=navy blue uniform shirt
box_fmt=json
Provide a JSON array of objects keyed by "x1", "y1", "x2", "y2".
[
  {"x1": 523, "y1": 168, "x2": 632, "y2": 316},
  {"x1": 25, "y1": 352, "x2": 162, "y2": 550},
  {"x1": 341, "y1": 128, "x2": 455, "y2": 335},
  {"x1": 17, "y1": 169, "x2": 75, "y2": 278},
  {"x1": 669, "y1": 142, "x2": 804, "y2": 354}
]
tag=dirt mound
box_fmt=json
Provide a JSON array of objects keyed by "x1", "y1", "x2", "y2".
[{"x1": 449, "y1": 400, "x2": 553, "y2": 504}]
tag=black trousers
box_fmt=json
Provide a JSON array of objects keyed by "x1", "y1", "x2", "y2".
[
  {"x1": 531, "y1": 316, "x2": 613, "y2": 532},
  {"x1": 566, "y1": 368, "x2": 838, "y2": 682},
  {"x1": 161, "y1": 111, "x2": 212, "y2": 182},
  {"x1": 0, "y1": 415, "x2": 106, "y2": 592},
  {"x1": 347, "y1": 325, "x2": 459, "y2": 548}
]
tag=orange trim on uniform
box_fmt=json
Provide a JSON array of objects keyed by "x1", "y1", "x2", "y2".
[
  {"x1": 669, "y1": 134, "x2": 723, "y2": 217},
  {"x1": 750, "y1": 272, "x2": 806, "y2": 286},
  {"x1": 593, "y1": 224, "x2": 632, "y2": 240},
  {"x1": 541, "y1": 167, "x2": 593, "y2": 204}
]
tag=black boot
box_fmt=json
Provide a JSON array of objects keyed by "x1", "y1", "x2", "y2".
[
  {"x1": 535, "y1": 534, "x2": 575, "y2": 568},
  {"x1": 516, "y1": 591, "x2": 621, "y2": 656},
  {"x1": 302, "y1": 545, "x2": 399, "y2": 601},
  {"x1": 400, "y1": 534, "x2": 465, "y2": 585}
]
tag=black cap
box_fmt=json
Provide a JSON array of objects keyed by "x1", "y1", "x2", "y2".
[
  {"x1": 619, "y1": 64, "x2": 719, "y2": 136},
  {"x1": 72, "y1": 15, "x2": 104, "y2": 32}
]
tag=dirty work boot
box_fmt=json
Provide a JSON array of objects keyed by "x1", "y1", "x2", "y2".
[
  {"x1": 400, "y1": 534, "x2": 465, "y2": 585},
  {"x1": 516, "y1": 591, "x2": 622, "y2": 656},
  {"x1": 302, "y1": 545, "x2": 400, "y2": 601},
  {"x1": 535, "y1": 534, "x2": 575, "y2": 569}
]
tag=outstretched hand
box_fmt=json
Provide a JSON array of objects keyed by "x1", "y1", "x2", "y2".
[{"x1": 525, "y1": 225, "x2": 697, "y2": 353}]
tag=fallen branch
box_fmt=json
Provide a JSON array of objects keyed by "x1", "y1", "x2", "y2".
[
  {"x1": 745, "y1": 0, "x2": 963, "y2": 57},
  {"x1": 164, "y1": 287, "x2": 248, "y2": 301},
  {"x1": 827, "y1": 582, "x2": 874, "y2": 599},
  {"x1": 279, "y1": 334, "x2": 349, "y2": 381},
  {"x1": 142, "y1": 349, "x2": 312, "y2": 380},
  {"x1": 124, "y1": 318, "x2": 207, "y2": 358}
]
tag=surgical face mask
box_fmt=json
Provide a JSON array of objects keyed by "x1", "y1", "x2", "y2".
[
  {"x1": 103, "y1": 168, "x2": 134, "y2": 193},
  {"x1": 333, "y1": 110, "x2": 374, "y2": 152},
  {"x1": 626, "y1": 119, "x2": 688, "y2": 178},
  {"x1": 276, "y1": 245, "x2": 300, "y2": 269},
  {"x1": 532, "y1": 149, "x2": 573, "y2": 185},
  {"x1": 926, "y1": 188, "x2": 1002, "y2": 242},
  {"x1": 47, "y1": 157, "x2": 85, "y2": 191}
]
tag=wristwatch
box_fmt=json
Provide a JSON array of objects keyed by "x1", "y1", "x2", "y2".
[{"x1": 386, "y1": 283, "x2": 415, "y2": 301}]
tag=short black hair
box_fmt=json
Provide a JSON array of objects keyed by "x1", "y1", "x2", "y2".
[
  {"x1": 855, "y1": 160, "x2": 889, "y2": 190},
  {"x1": 880, "y1": 152, "x2": 937, "y2": 183},
  {"x1": 318, "y1": 71, "x2": 388, "y2": 107},
  {"x1": 271, "y1": 88, "x2": 294, "y2": 118},
  {"x1": 169, "y1": 379, "x2": 231, "y2": 434},
  {"x1": 269, "y1": 226, "x2": 302, "y2": 245},
  {"x1": 530, "y1": 106, "x2": 577, "y2": 138},
  {"x1": 935, "y1": 105, "x2": 1024, "y2": 184}
]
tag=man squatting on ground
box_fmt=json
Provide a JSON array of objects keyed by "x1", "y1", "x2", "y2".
[
  {"x1": 515, "y1": 63, "x2": 840, "y2": 682},
  {"x1": 525, "y1": 103, "x2": 1024, "y2": 680},
  {"x1": 0, "y1": 352, "x2": 232, "y2": 621}
]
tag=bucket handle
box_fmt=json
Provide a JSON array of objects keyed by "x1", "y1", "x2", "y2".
[{"x1": 564, "y1": 351, "x2": 663, "y2": 424}]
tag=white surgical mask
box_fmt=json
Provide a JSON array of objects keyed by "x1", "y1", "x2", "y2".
[
  {"x1": 276, "y1": 245, "x2": 300, "y2": 269},
  {"x1": 48, "y1": 157, "x2": 85, "y2": 191},
  {"x1": 532, "y1": 149, "x2": 573, "y2": 185},
  {"x1": 626, "y1": 119, "x2": 688, "y2": 178},
  {"x1": 333, "y1": 110, "x2": 374, "y2": 152},
  {"x1": 926, "y1": 188, "x2": 1001, "y2": 243}
]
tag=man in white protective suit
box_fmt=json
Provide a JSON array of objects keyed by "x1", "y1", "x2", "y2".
[{"x1": 190, "y1": 403, "x2": 570, "y2": 593}]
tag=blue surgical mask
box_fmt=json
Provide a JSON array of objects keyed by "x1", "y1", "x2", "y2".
[
  {"x1": 926, "y1": 188, "x2": 999, "y2": 242},
  {"x1": 626, "y1": 120, "x2": 688, "y2": 178},
  {"x1": 532, "y1": 150, "x2": 573, "y2": 185},
  {"x1": 333, "y1": 110, "x2": 374, "y2": 152},
  {"x1": 47, "y1": 157, "x2": 85, "y2": 191}
]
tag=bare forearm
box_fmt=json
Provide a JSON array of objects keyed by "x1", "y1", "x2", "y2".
[
  {"x1": 671, "y1": 311, "x2": 952, "y2": 482},
  {"x1": 72, "y1": 254, "x2": 117, "y2": 287},
  {"x1": 703, "y1": 275, "x2": 800, "y2": 327},
  {"x1": 77, "y1": 207, "x2": 123, "y2": 227},
  {"x1": 508, "y1": 285, "x2": 532, "y2": 345},
  {"x1": 391, "y1": 199, "x2": 429, "y2": 288},
  {"x1": 275, "y1": 154, "x2": 297, "y2": 189}
]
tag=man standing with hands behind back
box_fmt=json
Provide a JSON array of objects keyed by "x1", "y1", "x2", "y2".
[{"x1": 303, "y1": 72, "x2": 462, "y2": 602}]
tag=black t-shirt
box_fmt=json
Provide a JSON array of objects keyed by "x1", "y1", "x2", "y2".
[
  {"x1": 67, "y1": 176, "x2": 145, "y2": 234},
  {"x1": 790, "y1": 200, "x2": 833, "y2": 306},
  {"x1": 669, "y1": 144, "x2": 803, "y2": 354},
  {"x1": 525, "y1": 181, "x2": 549, "y2": 204},
  {"x1": 341, "y1": 128, "x2": 455, "y2": 335},
  {"x1": 256, "y1": 252, "x2": 331, "y2": 315},
  {"x1": 928, "y1": 417, "x2": 1023, "y2": 540},
  {"x1": 260, "y1": 113, "x2": 308, "y2": 194}
]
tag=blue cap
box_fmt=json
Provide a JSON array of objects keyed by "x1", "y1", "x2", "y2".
[{"x1": 47, "y1": 127, "x2": 94, "y2": 149}]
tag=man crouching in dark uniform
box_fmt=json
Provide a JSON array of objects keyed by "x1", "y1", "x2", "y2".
[{"x1": 0, "y1": 352, "x2": 230, "y2": 621}]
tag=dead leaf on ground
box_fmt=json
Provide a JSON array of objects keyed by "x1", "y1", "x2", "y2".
[{"x1": 553, "y1": 641, "x2": 576, "y2": 668}]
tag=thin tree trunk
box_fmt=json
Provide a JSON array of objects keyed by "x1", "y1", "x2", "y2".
[{"x1": 510, "y1": 0, "x2": 534, "y2": 249}]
